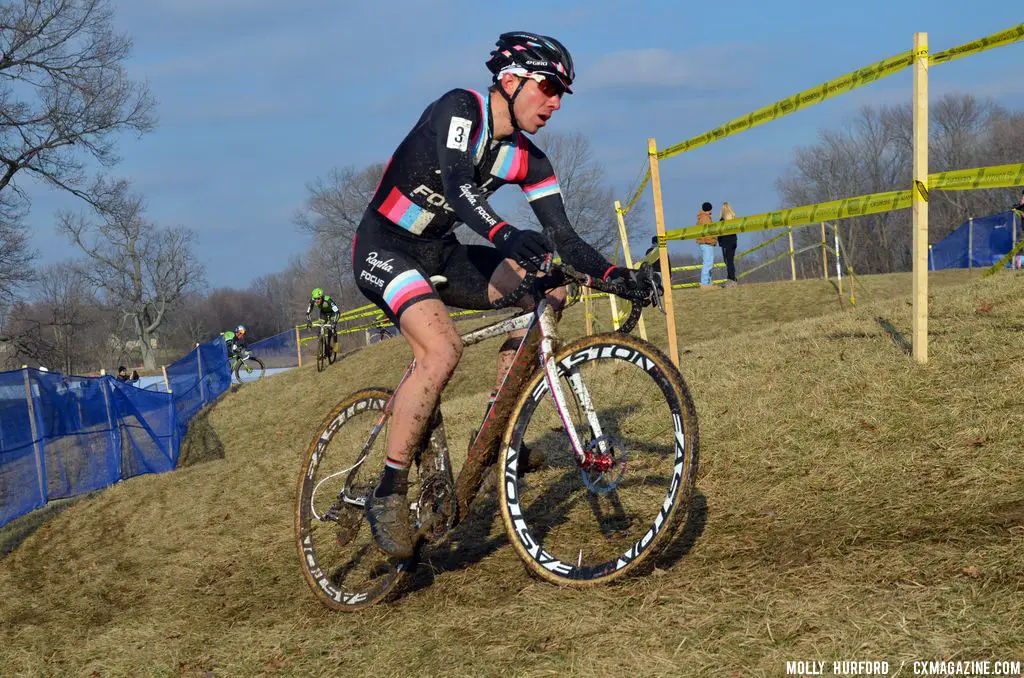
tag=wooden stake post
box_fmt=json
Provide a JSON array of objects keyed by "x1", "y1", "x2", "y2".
[
  {"x1": 647, "y1": 138, "x2": 679, "y2": 367},
  {"x1": 613, "y1": 201, "x2": 648, "y2": 341},
  {"x1": 583, "y1": 287, "x2": 593, "y2": 336},
  {"x1": 912, "y1": 32, "x2": 929, "y2": 364},
  {"x1": 295, "y1": 326, "x2": 303, "y2": 368},
  {"x1": 788, "y1": 227, "x2": 797, "y2": 281},
  {"x1": 821, "y1": 222, "x2": 829, "y2": 280}
]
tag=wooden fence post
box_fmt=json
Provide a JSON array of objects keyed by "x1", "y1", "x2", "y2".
[
  {"x1": 911, "y1": 31, "x2": 929, "y2": 364},
  {"x1": 613, "y1": 201, "x2": 648, "y2": 340},
  {"x1": 647, "y1": 138, "x2": 679, "y2": 367}
]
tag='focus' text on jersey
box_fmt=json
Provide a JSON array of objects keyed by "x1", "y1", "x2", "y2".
[{"x1": 364, "y1": 88, "x2": 609, "y2": 277}]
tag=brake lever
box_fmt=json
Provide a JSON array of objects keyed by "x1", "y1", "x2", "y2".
[{"x1": 650, "y1": 277, "x2": 666, "y2": 314}]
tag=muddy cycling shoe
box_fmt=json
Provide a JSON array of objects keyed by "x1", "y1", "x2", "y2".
[{"x1": 365, "y1": 491, "x2": 415, "y2": 559}]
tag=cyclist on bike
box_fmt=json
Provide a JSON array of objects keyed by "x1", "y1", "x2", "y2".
[
  {"x1": 306, "y1": 288, "x2": 341, "y2": 345},
  {"x1": 351, "y1": 32, "x2": 653, "y2": 558},
  {"x1": 222, "y1": 325, "x2": 248, "y2": 358}
]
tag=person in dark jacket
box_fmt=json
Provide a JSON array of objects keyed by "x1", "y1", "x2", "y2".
[
  {"x1": 645, "y1": 235, "x2": 670, "y2": 290},
  {"x1": 718, "y1": 202, "x2": 739, "y2": 286}
]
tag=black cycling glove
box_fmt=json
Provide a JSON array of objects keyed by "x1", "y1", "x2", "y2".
[
  {"x1": 491, "y1": 225, "x2": 553, "y2": 272},
  {"x1": 604, "y1": 264, "x2": 656, "y2": 302}
]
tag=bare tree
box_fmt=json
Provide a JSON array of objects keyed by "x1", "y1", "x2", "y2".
[
  {"x1": 34, "y1": 261, "x2": 95, "y2": 374},
  {"x1": 0, "y1": 300, "x2": 50, "y2": 368},
  {"x1": 515, "y1": 131, "x2": 622, "y2": 257},
  {"x1": 296, "y1": 163, "x2": 385, "y2": 248},
  {"x1": 0, "y1": 0, "x2": 156, "y2": 212},
  {"x1": 249, "y1": 254, "x2": 324, "y2": 332},
  {"x1": 0, "y1": 214, "x2": 33, "y2": 301},
  {"x1": 776, "y1": 93, "x2": 1024, "y2": 275},
  {"x1": 57, "y1": 183, "x2": 204, "y2": 370}
]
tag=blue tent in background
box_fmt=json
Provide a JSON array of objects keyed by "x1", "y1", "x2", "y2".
[{"x1": 930, "y1": 210, "x2": 1020, "y2": 270}]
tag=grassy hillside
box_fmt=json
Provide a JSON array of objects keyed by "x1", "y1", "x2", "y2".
[{"x1": 2, "y1": 269, "x2": 1022, "y2": 677}]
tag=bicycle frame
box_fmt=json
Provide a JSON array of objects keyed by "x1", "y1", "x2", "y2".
[{"x1": 341, "y1": 296, "x2": 605, "y2": 526}]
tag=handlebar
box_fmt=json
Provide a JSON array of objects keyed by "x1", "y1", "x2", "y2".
[{"x1": 490, "y1": 262, "x2": 663, "y2": 335}]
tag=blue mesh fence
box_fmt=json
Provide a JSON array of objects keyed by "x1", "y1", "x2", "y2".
[
  {"x1": 0, "y1": 337, "x2": 233, "y2": 528},
  {"x1": 930, "y1": 210, "x2": 1020, "y2": 269},
  {"x1": 249, "y1": 328, "x2": 299, "y2": 368}
]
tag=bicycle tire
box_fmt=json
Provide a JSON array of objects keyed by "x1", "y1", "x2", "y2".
[
  {"x1": 316, "y1": 333, "x2": 326, "y2": 373},
  {"x1": 233, "y1": 356, "x2": 265, "y2": 384},
  {"x1": 497, "y1": 332, "x2": 699, "y2": 587},
  {"x1": 295, "y1": 388, "x2": 412, "y2": 611},
  {"x1": 327, "y1": 331, "x2": 338, "y2": 365}
]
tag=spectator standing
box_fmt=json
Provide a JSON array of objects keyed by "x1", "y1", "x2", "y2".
[
  {"x1": 116, "y1": 366, "x2": 130, "y2": 383},
  {"x1": 645, "y1": 235, "x2": 670, "y2": 291},
  {"x1": 718, "y1": 202, "x2": 739, "y2": 286},
  {"x1": 695, "y1": 202, "x2": 717, "y2": 288}
]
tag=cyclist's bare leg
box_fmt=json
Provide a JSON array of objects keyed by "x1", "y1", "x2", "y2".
[
  {"x1": 487, "y1": 259, "x2": 566, "y2": 391},
  {"x1": 388, "y1": 299, "x2": 463, "y2": 466},
  {"x1": 366, "y1": 298, "x2": 462, "y2": 558}
]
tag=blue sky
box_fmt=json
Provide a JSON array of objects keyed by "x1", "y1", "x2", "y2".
[{"x1": 23, "y1": 1, "x2": 1024, "y2": 288}]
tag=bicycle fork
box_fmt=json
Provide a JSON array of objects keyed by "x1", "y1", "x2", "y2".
[{"x1": 536, "y1": 302, "x2": 611, "y2": 470}]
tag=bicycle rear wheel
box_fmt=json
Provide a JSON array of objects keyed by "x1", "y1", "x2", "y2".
[
  {"x1": 497, "y1": 332, "x2": 699, "y2": 586},
  {"x1": 233, "y1": 356, "x2": 265, "y2": 384},
  {"x1": 295, "y1": 388, "x2": 412, "y2": 611}
]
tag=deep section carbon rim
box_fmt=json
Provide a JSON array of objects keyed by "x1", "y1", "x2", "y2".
[
  {"x1": 499, "y1": 336, "x2": 697, "y2": 585},
  {"x1": 295, "y1": 390, "x2": 411, "y2": 610}
]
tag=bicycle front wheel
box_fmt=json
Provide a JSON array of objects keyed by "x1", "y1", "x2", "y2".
[
  {"x1": 316, "y1": 334, "x2": 327, "y2": 373},
  {"x1": 295, "y1": 388, "x2": 412, "y2": 611},
  {"x1": 233, "y1": 356, "x2": 265, "y2": 384},
  {"x1": 498, "y1": 332, "x2": 699, "y2": 587},
  {"x1": 327, "y1": 332, "x2": 338, "y2": 365}
]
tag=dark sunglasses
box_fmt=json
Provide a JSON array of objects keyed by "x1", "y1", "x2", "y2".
[{"x1": 524, "y1": 73, "x2": 566, "y2": 99}]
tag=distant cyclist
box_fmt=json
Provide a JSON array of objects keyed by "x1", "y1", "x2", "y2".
[
  {"x1": 306, "y1": 288, "x2": 341, "y2": 345},
  {"x1": 350, "y1": 31, "x2": 654, "y2": 558},
  {"x1": 222, "y1": 325, "x2": 248, "y2": 358}
]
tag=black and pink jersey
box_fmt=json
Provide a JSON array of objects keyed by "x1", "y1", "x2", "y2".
[{"x1": 363, "y1": 88, "x2": 611, "y2": 279}]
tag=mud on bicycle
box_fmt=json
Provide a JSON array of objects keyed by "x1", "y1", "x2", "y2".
[{"x1": 295, "y1": 263, "x2": 700, "y2": 611}]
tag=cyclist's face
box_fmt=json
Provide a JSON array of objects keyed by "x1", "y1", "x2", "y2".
[
  {"x1": 506, "y1": 74, "x2": 562, "y2": 134},
  {"x1": 314, "y1": 296, "x2": 323, "y2": 304}
]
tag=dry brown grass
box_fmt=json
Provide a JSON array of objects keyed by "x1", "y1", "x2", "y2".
[{"x1": 2, "y1": 269, "x2": 1022, "y2": 677}]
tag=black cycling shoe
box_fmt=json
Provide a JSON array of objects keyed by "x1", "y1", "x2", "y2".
[{"x1": 365, "y1": 490, "x2": 414, "y2": 559}]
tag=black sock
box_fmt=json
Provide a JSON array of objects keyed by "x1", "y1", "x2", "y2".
[{"x1": 376, "y1": 460, "x2": 409, "y2": 497}]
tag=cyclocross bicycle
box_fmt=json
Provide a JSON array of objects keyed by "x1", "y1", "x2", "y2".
[
  {"x1": 310, "y1": 320, "x2": 338, "y2": 373},
  {"x1": 295, "y1": 263, "x2": 699, "y2": 611},
  {"x1": 230, "y1": 349, "x2": 265, "y2": 384}
]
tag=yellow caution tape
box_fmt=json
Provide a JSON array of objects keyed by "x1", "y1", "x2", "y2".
[
  {"x1": 670, "y1": 163, "x2": 1024, "y2": 241},
  {"x1": 621, "y1": 171, "x2": 651, "y2": 215},
  {"x1": 337, "y1": 303, "x2": 377, "y2": 320},
  {"x1": 982, "y1": 239, "x2": 1024, "y2": 279},
  {"x1": 913, "y1": 179, "x2": 929, "y2": 203},
  {"x1": 930, "y1": 23, "x2": 1024, "y2": 66},
  {"x1": 619, "y1": 49, "x2": 913, "y2": 213},
  {"x1": 657, "y1": 50, "x2": 914, "y2": 161},
  {"x1": 617, "y1": 22, "x2": 1024, "y2": 216},
  {"x1": 930, "y1": 163, "x2": 1024, "y2": 191}
]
